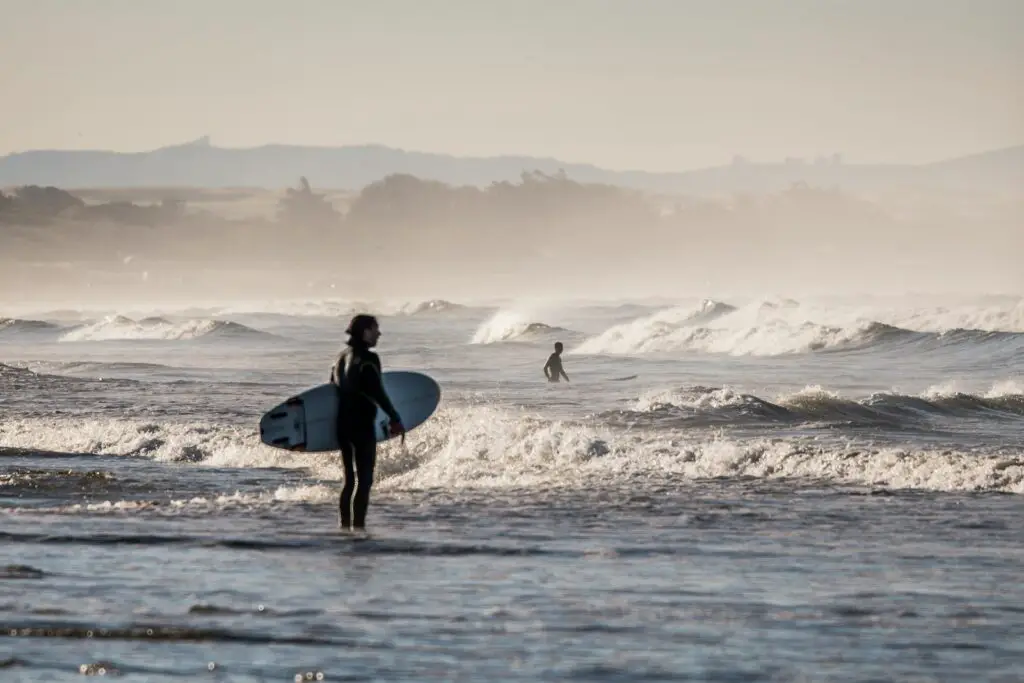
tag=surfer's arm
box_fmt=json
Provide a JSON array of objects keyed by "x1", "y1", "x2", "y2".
[
  {"x1": 328, "y1": 350, "x2": 347, "y2": 385},
  {"x1": 359, "y1": 361, "x2": 402, "y2": 423}
]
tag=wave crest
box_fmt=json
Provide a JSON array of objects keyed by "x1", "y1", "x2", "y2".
[
  {"x1": 58, "y1": 316, "x2": 274, "y2": 342},
  {"x1": 0, "y1": 318, "x2": 62, "y2": 335},
  {"x1": 572, "y1": 298, "x2": 1024, "y2": 356},
  {"x1": 624, "y1": 382, "x2": 1024, "y2": 427},
  {"x1": 397, "y1": 299, "x2": 465, "y2": 315},
  {"x1": 470, "y1": 310, "x2": 570, "y2": 344}
]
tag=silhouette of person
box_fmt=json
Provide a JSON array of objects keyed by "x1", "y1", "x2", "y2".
[
  {"x1": 543, "y1": 341, "x2": 570, "y2": 383},
  {"x1": 329, "y1": 314, "x2": 404, "y2": 531}
]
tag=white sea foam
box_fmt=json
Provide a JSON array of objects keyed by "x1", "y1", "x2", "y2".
[{"x1": 3, "y1": 405, "x2": 1021, "y2": 497}]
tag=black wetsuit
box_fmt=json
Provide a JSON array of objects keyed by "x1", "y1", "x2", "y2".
[
  {"x1": 544, "y1": 352, "x2": 569, "y2": 383},
  {"x1": 329, "y1": 341, "x2": 401, "y2": 529}
]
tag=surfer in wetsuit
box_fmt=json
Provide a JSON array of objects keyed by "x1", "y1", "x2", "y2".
[
  {"x1": 329, "y1": 314, "x2": 404, "y2": 531},
  {"x1": 543, "y1": 341, "x2": 570, "y2": 383}
]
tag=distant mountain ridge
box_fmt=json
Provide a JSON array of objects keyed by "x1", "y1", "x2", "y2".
[{"x1": 1, "y1": 136, "x2": 1021, "y2": 194}]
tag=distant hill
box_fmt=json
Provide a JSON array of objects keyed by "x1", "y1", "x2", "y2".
[{"x1": 1, "y1": 136, "x2": 1021, "y2": 195}]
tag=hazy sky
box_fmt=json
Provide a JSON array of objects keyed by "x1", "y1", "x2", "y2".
[{"x1": 1, "y1": 0, "x2": 1021, "y2": 171}]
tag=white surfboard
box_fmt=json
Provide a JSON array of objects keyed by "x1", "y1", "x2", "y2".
[{"x1": 258, "y1": 371, "x2": 442, "y2": 452}]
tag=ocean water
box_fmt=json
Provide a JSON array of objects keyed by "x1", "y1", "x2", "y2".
[{"x1": 1, "y1": 294, "x2": 1023, "y2": 682}]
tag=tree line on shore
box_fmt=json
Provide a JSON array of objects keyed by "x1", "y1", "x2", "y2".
[
  {"x1": 6, "y1": 170, "x2": 1014, "y2": 285},
  {"x1": 1, "y1": 170, "x2": 884, "y2": 234}
]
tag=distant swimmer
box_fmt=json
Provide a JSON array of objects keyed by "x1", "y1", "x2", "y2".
[{"x1": 543, "y1": 341, "x2": 570, "y2": 383}]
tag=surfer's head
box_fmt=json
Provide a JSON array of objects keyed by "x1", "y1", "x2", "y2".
[
  {"x1": 554, "y1": 341, "x2": 563, "y2": 354},
  {"x1": 346, "y1": 314, "x2": 381, "y2": 347}
]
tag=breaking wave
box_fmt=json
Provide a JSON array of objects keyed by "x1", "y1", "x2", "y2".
[
  {"x1": 58, "y1": 316, "x2": 277, "y2": 342},
  {"x1": 193, "y1": 298, "x2": 471, "y2": 318},
  {"x1": 571, "y1": 299, "x2": 1024, "y2": 356},
  {"x1": 396, "y1": 299, "x2": 466, "y2": 315},
  {"x1": 0, "y1": 318, "x2": 62, "y2": 336},
  {"x1": 2, "y1": 401, "x2": 1022, "y2": 499},
  {"x1": 1, "y1": 314, "x2": 279, "y2": 343},
  {"x1": 621, "y1": 382, "x2": 1024, "y2": 429},
  {"x1": 470, "y1": 310, "x2": 572, "y2": 344},
  {"x1": 0, "y1": 417, "x2": 261, "y2": 464}
]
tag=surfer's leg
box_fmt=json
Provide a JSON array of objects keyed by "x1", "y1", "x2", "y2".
[
  {"x1": 338, "y1": 439, "x2": 356, "y2": 529},
  {"x1": 352, "y1": 436, "x2": 377, "y2": 530}
]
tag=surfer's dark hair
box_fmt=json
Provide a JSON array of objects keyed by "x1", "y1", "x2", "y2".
[{"x1": 346, "y1": 314, "x2": 379, "y2": 338}]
